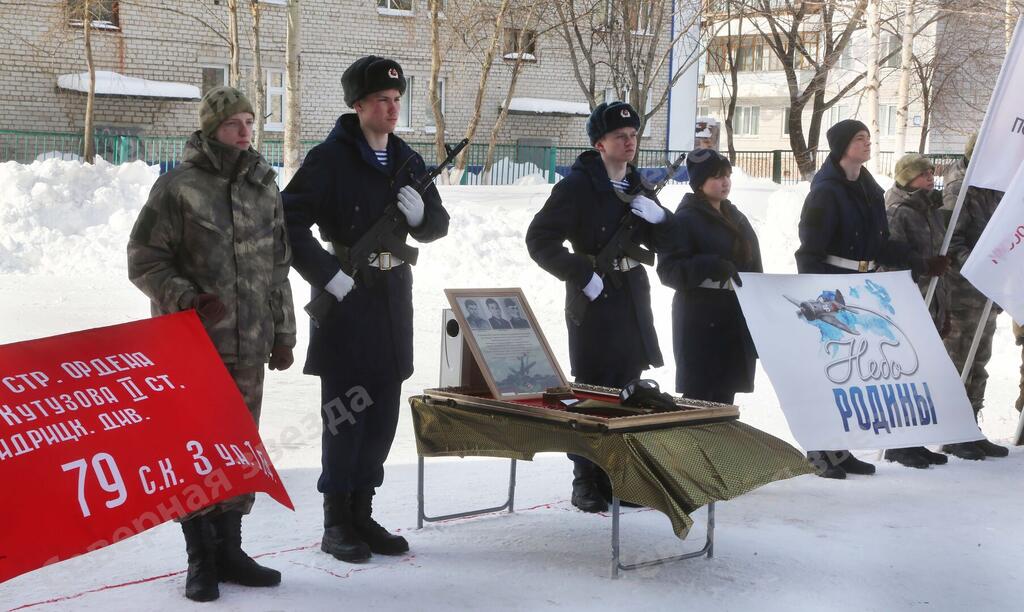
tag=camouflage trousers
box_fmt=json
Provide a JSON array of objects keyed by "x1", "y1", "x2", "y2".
[
  {"x1": 942, "y1": 303, "x2": 998, "y2": 415},
  {"x1": 180, "y1": 363, "x2": 265, "y2": 521}
]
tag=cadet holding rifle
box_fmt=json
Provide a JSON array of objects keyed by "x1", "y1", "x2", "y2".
[
  {"x1": 525, "y1": 101, "x2": 672, "y2": 513},
  {"x1": 282, "y1": 56, "x2": 449, "y2": 563}
]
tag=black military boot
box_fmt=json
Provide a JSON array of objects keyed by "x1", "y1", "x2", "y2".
[
  {"x1": 915, "y1": 446, "x2": 948, "y2": 465},
  {"x1": 883, "y1": 447, "x2": 930, "y2": 469},
  {"x1": 322, "y1": 493, "x2": 371, "y2": 562},
  {"x1": 180, "y1": 516, "x2": 219, "y2": 602},
  {"x1": 941, "y1": 442, "x2": 986, "y2": 460},
  {"x1": 571, "y1": 461, "x2": 610, "y2": 511},
  {"x1": 214, "y1": 510, "x2": 281, "y2": 587},
  {"x1": 972, "y1": 438, "x2": 1009, "y2": 458},
  {"x1": 351, "y1": 489, "x2": 409, "y2": 555},
  {"x1": 836, "y1": 451, "x2": 876, "y2": 475},
  {"x1": 807, "y1": 451, "x2": 846, "y2": 480}
]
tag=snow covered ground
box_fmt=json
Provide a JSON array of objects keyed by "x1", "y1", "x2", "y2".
[{"x1": 1, "y1": 160, "x2": 1022, "y2": 611}]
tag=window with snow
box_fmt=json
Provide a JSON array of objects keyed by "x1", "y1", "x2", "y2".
[
  {"x1": 67, "y1": 0, "x2": 119, "y2": 30},
  {"x1": 503, "y1": 28, "x2": 537, "y2": 61},
  {"x1": 378, "y1": 0, "x2": 413, "y2": 13}
]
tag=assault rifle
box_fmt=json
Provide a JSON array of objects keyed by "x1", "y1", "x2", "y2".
[
  {"x1": 565, "y1": 153, "x2": 687, "y2": 326},
  {"x1": 305, "y1": 138, "x2": 470, "y2": 327}
]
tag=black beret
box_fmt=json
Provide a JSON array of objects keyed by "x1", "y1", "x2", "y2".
[{"x1": 342, "y1": 56, "x2": 407, "y2": 107}]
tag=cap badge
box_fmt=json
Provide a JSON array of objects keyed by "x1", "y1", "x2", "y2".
[{"x1": 388, "y1": 68, "x2": 399, "y2": 79}]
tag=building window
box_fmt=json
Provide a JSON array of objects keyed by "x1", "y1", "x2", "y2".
[
  {"x1": 840, "y1": 42, "x2": 857, "y2": 70},
  {"x1": 200, "y1": 65, "x2": 228, "y2": 96},
  {"x1": 827, "y1": 105, "x2": 848, "y2": 127},
  {"x1": 377, "y1": 0, "x2": 413, "y2": 12},
  {"x1": 424, "y1": 78, "x2": 445, "y2": 129},
  {"x1": 734, "y1": 106, "x2": 760, "y2": 136},
  {"x1": 398, "y1": 75, "x2": 414, "y2": 130},
  {"x1": 626, "y1": 1, "x2": 652, "y2": 34},
  {"x1": 708, "y1": 35, "x2": 783, "y2": 72},
  {"x1": 503, "y1": 28, "x2": 537, "y2": 61},
  {"x1": 697, "y1": 106, "x2": 710, "y2": 118},
  {"x1": 602, "y1": 87, "x2": 619, "y2": 104},
  {"x1": 265, "y1": 69, "x2": 286, "y2": 132},
  {"x1": 67, "y1": 0, "x2": 119, "y2": 29},
  {"x1": 879, "y1": 104, "x2": 898, "y2": 136},
  {"x1": 882, "y1": 33, "x2": 902, "y2": 68}
]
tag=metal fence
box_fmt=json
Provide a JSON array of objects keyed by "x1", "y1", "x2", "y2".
[{"x1": 1, "y1": 129, "x2": 964, "y2": 187}]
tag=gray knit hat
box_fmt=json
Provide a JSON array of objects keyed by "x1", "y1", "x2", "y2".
[{"x1": 199, "y1": 86, "x2": 255, "y2": 137}]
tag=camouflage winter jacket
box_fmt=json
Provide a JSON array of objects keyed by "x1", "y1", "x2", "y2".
[
  {"x1": 941, "y1": 157, "x2": 1004, "y2": 305},
  {"x1": 127, "y1": 131, "x2": 296, "y2": 366},
  {"x1": 883, "y1": 185, "x2": 949, "y2": 327}
]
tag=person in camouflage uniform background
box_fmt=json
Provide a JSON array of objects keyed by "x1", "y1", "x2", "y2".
[
  {"x1": 880, "y1": 154, "x2": 952, "y2": 469},
  {"x1": 939, "y1": 133, "x2": 1009, "y2": 460},
  {"x1": 127, "y1": 86, "x2": 296, "y2": 602},
  {"x1": 1013, "y1": 320, "x2": 1024, "y2": 414}
]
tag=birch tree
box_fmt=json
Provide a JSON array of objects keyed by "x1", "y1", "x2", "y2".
[
  {"x1": 82, "y1": 0, "x2": 96, "y2": 163},
  {"x1": 284, "y1": 0, "x2": 302, "y2": 182},
  {"x1": 893, "y1": 0, "x2": 916, "y2": 157},
  {"x1": 248, "y1": 0, "x2": 265, "y2": 150},
  {"x1": 227, "y1": 0, "x2": 241, "y2": 86},
  {"x1": 865, "y1": 0, "x2": 880, "y2": 171}
]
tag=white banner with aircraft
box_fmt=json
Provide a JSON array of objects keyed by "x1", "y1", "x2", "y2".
[{"x1": 735, "y1": 271, "x2": 981, "y2": 451}]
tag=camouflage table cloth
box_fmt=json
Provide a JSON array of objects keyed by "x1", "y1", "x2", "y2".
[{"x1": 411, "y1": 395, "x2": 813, "y2": 537}]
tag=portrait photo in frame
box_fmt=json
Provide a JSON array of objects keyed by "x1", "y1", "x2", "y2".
[{"x1": 444, "y1": 288, "x2": 568, "y2": 400}]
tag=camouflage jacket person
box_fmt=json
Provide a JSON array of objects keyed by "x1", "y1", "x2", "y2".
[
  {"x1": 941, "y1": 157, "x2": 1004, "y2": 304},
  {"x1": 127, "y1": 131, "x2": 296, "y2": 366},
  {"x1": 883, "y1": 185, "x2": 950, "y2": 330}
]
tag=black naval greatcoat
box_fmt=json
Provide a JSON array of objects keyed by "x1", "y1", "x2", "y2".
[
  {"x1": 657, "y1": 193, "x2": 762, "y2": 400},
  {"x1": 282, "y1": 114, "x2": 449, "y2": 382},
  {"x1": 525, "y1": 150, "x2": 670, "y2": 381}
]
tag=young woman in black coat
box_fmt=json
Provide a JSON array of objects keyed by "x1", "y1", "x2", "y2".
[{"x1": 657, "y1": 149, "x2": 762, "y2": 405}]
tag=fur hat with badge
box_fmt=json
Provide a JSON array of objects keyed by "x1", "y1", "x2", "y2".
[
  {"x1": 342, "y1": 56, "x2": 407, "y2": 107},
  {"x1": 199, "y1": 86, "x2": 254, "y2": 137},
  {"x1": 686, "y1": 148, "x2": 731, "y2": 192},
  {"x1": 587, "y1": 101, "x2": 641, "y2": 145},
  {"x1": 894, "y1": 153, "x2": 935, "y2": 189}
]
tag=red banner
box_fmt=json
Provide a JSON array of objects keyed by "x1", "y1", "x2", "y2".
[{"x1": 0, "y1": 311, "x2": 293, "y2": 584}]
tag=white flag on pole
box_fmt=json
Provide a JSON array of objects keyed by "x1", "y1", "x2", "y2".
[
  {"x1": 966, "y1": 17, "x2": 1024, "y2": 191},
  {"x1": 960, "y1": 160, "x2": 1024, "y2": 322}
]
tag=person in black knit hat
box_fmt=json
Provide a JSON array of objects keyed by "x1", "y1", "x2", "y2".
[
  {"x1": 658, "y1": 149, "x2": 763, "y2": 405},
  {"x1": 527, "y1": 101, "x2": 672, "y2": 512},
  {"x1": 794, "y1": 118, "x2": 950, "y2": 479}
]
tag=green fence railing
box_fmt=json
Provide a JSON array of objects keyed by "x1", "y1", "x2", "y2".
[{"x1": 1, "y1": 129, "x2": 964, "y2": 187}]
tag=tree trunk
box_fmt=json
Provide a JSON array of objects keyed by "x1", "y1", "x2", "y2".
[
  {"x1": 484, "y1": 4, "x2": 537, "y2": 183},
  {"x1": 83, "y1": 0, "x2": 96, "y2": 164},
  {"x1": 228, "y1": 0, "x2": 241, "y2": 87},
  {"x1": 456, "y1": 0, "x2": 512, "y2": 174},
  {"x1": 284, "y1": 0, "x2": 302, "y2": 183},
  {"x1": 427, "y1": 0, "x2": 448, "y2": 182},
  {"x1": 249, "y1": 1, "x2": 265, "y2": 151},
  {"x1": 865, "y1": 0, "x2": 880, "y2": 172},
  {"x1": 894, "y1": 0, "x2": 915, "y2": 158}
]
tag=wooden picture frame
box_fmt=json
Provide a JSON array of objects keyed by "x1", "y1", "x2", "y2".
[{"x1": 444, "y1": 288, "x2": 569, "y2": 400}]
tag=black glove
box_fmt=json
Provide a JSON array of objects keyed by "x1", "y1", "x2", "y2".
[
  {"x1": 193, "y1": 293, "x2": 227, "y2": 324},
  {"x1": 709, "y1": 259, "x2": 743, "y2": 288},
  {"x1": 924, "y1": 255, "x2": 951, "y2": 277},
  {"x1": 269, "y1": 344, "x2": 294, "y2": 371}
]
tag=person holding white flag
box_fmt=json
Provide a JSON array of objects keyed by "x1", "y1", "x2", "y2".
[
  {"x1": 941, "y1": 135, "x2": 1010, "y2": 459},
  {"x1": 794, "y1": 119, "x2": 950, "y2": 479}
]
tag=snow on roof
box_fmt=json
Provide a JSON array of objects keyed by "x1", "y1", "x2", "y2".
[
  {"x1": 504, "y1": 97, "x2": 591, "y2": 117},
  {"x1": 57, "y1": 71, "x2": 201, "y2": 100}
]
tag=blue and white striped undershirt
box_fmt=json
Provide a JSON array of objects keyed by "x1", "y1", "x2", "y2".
[
  {"x1": 609, "y1": 177, "x2": 630, "y2": 191},
  {"x1": 373, "y1": 150, "x2": 388, "y2": 167}
]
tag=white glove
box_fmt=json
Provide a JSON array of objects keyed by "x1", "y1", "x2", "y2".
[
  {"x1": 582, "y1": 273, "x2": 604, "y2": 302},
  {"x1": 630, "y1": 195, "x2": 667, "y2": 224},
  {"x1": 324, "y1": 269, "x2": 355, "y2": 302},
  {"x1": 397, "y1": 185, "x2": 425, "y2": 228}
]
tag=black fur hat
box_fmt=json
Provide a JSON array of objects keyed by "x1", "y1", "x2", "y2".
[
  {"x1": 586, "y1": 101, "x2": 641, "y2": 145},
  {"x1": 342, "y1": 56, "x2": 407, "y2": 107}
]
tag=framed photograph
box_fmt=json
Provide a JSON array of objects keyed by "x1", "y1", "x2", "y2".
[{"x1": 444, "y1": 288, "x2": 568, "y2": 400}]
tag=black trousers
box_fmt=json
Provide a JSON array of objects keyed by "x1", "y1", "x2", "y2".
[
  {"x1": 569, "y1": 369, "x2": 642, "y2": 471},
  {"x1": 317, "y1": 376, "x2": 402, "y2": 494}
]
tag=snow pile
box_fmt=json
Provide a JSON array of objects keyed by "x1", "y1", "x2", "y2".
[
  {"x1": 0, "y1": 159, "x2": 158, "y2": 275},
  {"x1": 460, "y1": 157, "x2": 561, "y2": 186}
]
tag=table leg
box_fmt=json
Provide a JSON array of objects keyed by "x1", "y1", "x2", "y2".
[
  {"x1": 417, "y1": 455, "x2": 517, "y2": 528},
  {"x1": 610, "y1": 499, "x2": 715, "y2": 578}
]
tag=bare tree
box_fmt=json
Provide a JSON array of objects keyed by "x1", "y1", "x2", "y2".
[
  {"x1": 703, "y1": 4, "x2": 748, "y2": 161},
  {"x1": 248, "y1": 0, "x2": 265, "y2": 150},
  {"x1": 284, "y1": 0, "x2": 302, "y2": 182},
  {"x1": 427, "y1": 0, "x2": 449, "y2": 177},
  {"x1": 82, "y1": 0, "x2": 96, "y2": 163},
  {"x1": 228, "y1": 0, "x2": 241, "y2": 86},
  {"x1": 893, "y1": 0, "x2": 916, "y2": 157},
  {"x1": 865, "y1": 0, "x2": 880, "y2": 170}
]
